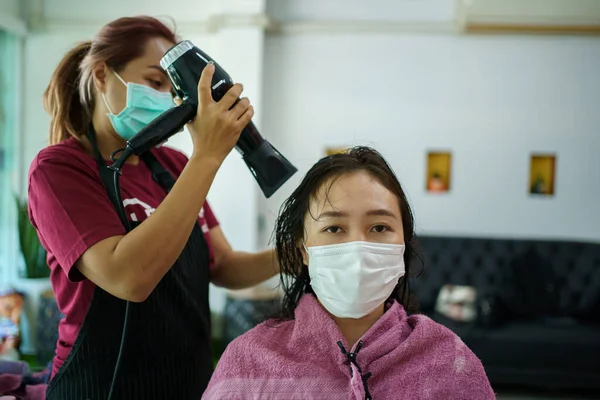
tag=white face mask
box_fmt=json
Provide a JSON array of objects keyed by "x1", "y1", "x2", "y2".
[{"x1": 306, "y1": 241, "x2": 406, "y2": 319}]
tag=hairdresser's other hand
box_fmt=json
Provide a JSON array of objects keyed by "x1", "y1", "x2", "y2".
[{"x1": 188, "y1": 62, "x2": 253, "y2": 163}]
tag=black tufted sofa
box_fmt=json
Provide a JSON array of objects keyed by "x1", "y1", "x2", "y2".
[{"x1": 411, "y1": 235, "x2": 600, "y2": 392}]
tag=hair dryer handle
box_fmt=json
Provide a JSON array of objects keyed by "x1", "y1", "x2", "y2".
[{"x1": 126, "y1": 102, "x2": 196, "y2": 156}]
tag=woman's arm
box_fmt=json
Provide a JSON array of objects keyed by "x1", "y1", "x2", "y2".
[
  {"x1": 77, "y1": 155, "x2": 222, "y2": 302},
  {"x1": 208, "y1": 226, "x2": 279, "y2": 290},
  {"x1": 76, "y1": 65, "x2": 254, "y2": 302}
]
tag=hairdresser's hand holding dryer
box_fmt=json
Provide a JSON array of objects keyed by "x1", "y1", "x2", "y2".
[{"x1": 28, "y1": 16, "x2": 282, "y2": 400}]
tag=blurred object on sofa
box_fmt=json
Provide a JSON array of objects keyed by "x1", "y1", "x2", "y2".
[
  {"x1": 0, "y1": 289, "x2": 24, "y2": 361},
  {"x1": 412, "y1": 236, "x2": 600, "y2": 392},
  {"x1": 435, "y1": 284, "x2": 478, "y2": 322},
  {"x1": 0, "y1": 359, "x2": 48, "y2": 399},
  {"x1": 35, "y1": 290, "x2": 61, "y2": 366},
  {"x1": 0, "y1": 360, "x2": 28, "y2": 376}
]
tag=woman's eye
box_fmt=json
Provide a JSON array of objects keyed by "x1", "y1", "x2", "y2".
[
  {"x1": 325, "y1": 226, "x2": 343, "y2": 234},
  {"x1": 371, "y1": 225, "x2": 389, "y2": 233},
  {"x1": 147, "y1": 79, "x2": 162, "y2": 88}
]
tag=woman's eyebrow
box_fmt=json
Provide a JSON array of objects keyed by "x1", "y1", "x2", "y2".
[
  {"x1": 148, "y1": 65, "x2": 168, "y2": 77},
  {"x1": 316, "y1": 209, "x2": 397, "y2": 220}
]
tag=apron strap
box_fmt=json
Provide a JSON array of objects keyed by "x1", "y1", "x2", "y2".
[
  {"x1": 140, "y1": 151, "x2": 176, "y2": 193},
  {"x1": 85, "y1": 126, "x2": 126, "y2": 223},
  {"x1": 86, "y1": 126, "x2": 177, "y2": 220}
]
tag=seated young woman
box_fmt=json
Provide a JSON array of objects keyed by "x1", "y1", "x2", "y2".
[{"x1": 203, "y1": 147, "x2": 495, "y2": 400}]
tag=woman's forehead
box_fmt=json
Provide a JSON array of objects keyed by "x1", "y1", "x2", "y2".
[{"x1": 308, "y1": 172, "x2": 399, "y2": 217}]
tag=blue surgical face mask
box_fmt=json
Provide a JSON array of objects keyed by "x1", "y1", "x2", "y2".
[{"x1": 101, "y1": 71, "x2": 175, "y2": 141}]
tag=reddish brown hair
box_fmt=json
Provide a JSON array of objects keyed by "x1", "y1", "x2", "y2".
[{"x1": 43, "y1": 16, "x2": 179, "y2": 145}]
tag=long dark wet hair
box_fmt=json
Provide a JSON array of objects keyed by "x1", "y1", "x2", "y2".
[{"x1": 273, "y1": 146, "x2": 423, "y2": 320}]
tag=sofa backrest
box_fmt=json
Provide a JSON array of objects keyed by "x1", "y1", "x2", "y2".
[{"x1": 410, "y1": 236, "x2": 600, "y2": 321}]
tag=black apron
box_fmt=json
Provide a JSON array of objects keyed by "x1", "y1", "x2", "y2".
[{"x1": 46, "y1": 128, "x2": 214, "y2": 400}]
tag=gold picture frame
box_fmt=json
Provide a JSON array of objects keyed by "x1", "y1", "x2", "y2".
[
  {"x1": 529, "y1": 154, "x2": 556, "y2": 196},
  {"x1": 426, "y1": 151, "x2": 452, "y2": 193},
  {"x1": 325, "y1": 147, "x2": 348, "y2": 157}
]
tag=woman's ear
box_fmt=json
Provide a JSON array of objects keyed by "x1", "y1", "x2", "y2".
[
  {"x1": 298, "y1": 240, "x2": 308, "y2": 266},
  {"x1": 92, "y1": 62, "x2": 109, "y2": 93}
]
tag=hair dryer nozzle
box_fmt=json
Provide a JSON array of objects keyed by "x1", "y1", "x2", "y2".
[
  {"x1": 160, "y1": 40, "x2": 298, "y2": 198},
  {"x1": 243, "y1": 141, "x2": 297, "y2": 198}
]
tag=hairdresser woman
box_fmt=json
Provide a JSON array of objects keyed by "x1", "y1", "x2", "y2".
[{"x1": 27, "y1": 16, "x2": 279, "y2": 400}]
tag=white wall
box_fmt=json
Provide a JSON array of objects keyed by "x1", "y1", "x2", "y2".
[
  {"x1": 0, "y1": 0, "x2": 27, "y2": 34},
  {"x1": 259, "y1": 1, "x2": 600, "y2": 243},
  {"x1": 0, "y1": 0, "x2": 19, "y2": 17},
  {"x1": 43, "y1": 0, "x2": 209, "y2": 23},
  {"x1": 267, "y1": 0, "x2": 455, "y2": 23}
]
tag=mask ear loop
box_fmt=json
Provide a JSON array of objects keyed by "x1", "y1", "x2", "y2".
[
  {"x1": 112, "y1": 69, "x2": 128, "y2": 87},
  {"x1": 101, "y1": 70, "x2": 128, "y2": 116},
  {"x1": 299, "y1": 241, "x2": 308, "y2": 266},
  {"x1": 101, "y1": 93, "x2": 115, "y2": 115},
  {"x1": 301, "y1": 242, "x2": 313, "y2": 286}
]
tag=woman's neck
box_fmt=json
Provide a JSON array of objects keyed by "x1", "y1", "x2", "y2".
[
  {"x1": 86, "y1": 115, "x2": 139, "y2": 165},
  {"x1": 332, "y1": 304, "x2": 385, "y2": 350}
]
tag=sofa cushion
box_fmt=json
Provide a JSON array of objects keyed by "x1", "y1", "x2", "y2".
[
  {"x1": 435, "y1": 314, "x2": 600, "y2": 383},
  {"x1": 411, "y1": 236, "x2": 518, "y2": 313},
  {"x1": 534, "y1": 240, "x2": 600, "y2": 321},
  {"x1": 503, "y1": 246, "x2": 558, "y2": 320},
  {"x1": 412, "y1": 236, "x2": 600, "y2": 322}
]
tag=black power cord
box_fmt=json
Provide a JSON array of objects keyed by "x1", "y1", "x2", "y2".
[{"x1": 105, "y1": 148, "x2": 132, "y2": 400}]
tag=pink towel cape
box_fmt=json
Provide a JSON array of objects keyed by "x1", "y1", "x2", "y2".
[{"x1": 203, "y1": 294, "x2": 495, "y2": 400}]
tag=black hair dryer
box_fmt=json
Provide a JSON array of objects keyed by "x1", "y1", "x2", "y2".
[{"x1": 123, "y1": 40, "x2": 297, "y2": 198}]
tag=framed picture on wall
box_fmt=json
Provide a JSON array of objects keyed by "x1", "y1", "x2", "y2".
[
  {"x1": 325, "y1": 147, "x2": 348, "y2": 156},
  {"x1": 529, "y1": 154, "x2": 556, "y2": 196},
  {"x1": 426, "y1": 151, "x2": 452, "y2": 193}
]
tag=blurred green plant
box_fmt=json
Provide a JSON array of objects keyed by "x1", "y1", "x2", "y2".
[{"x1": 15, "y1": 196, "x2": 49, "y2": 279}]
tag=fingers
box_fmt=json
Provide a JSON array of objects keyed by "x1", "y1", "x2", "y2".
[
  {"x1": 198, "y1": 62, "x2": 215, "y2": 106},
  {"x1": 219, "y1": 83, "x2": 243, "y2": 110},
  {"x1": 235, "y1": 105, "x2": 254, "y2": 128},
  {"x1": 229, "y1": 97, "x2": 250, "y2": 120}
]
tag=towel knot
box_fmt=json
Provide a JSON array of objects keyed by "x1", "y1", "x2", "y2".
[{"x1": 337, "y1": 340, "x2": 373, "y2": 400}]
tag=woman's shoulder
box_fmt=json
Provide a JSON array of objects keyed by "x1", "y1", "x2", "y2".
[
  {"x1": 218, "y1": 319, "x2": 295, "y2": 365},
  {"x1": 152, "y1": 145, "x2": 190, "y2": 177},
  {"x1": 30, "y1": 138, "x2": 96, "y2": 177},
  {"x1": 400, "y1": 312, "x2": 483, "y2": 369},
  {"x1": 210, "y1": 318, "x2": 295, "y2": 386},
  {"x1": 227, "y1": 318, "x2": 295, "y2": 353},
  {"x1": 33, "y1": 137, "x2": 86, "y2": 162},
  {"x1": 405, "y1": 312, "x2": 465, "y2": 342},
  {"x1": 155, "y1": 144, "x2": 189, "y2": 161},
  {"x1": 397, "y1": 313, "x2": 495, "y2": 398}
]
